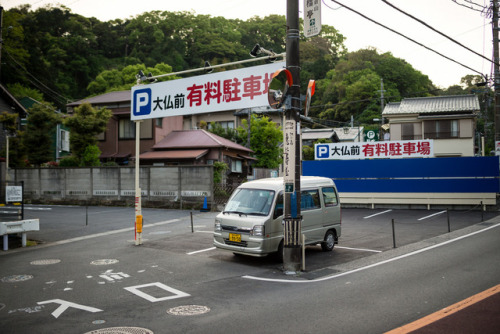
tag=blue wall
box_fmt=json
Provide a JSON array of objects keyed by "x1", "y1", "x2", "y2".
[{"x1": 302, "y1": 156, "x2": 500, "y2": 193}]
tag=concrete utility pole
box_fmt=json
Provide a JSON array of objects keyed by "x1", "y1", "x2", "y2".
[
  {"x1": 493, "y1": 0, "x2": 500, "y2": 144},
  {"x1": 283, "y1": 0, "x2": 302, "y2": 273}
]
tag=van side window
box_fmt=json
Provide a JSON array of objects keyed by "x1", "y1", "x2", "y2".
[
  {"x1": 322, "y1": 187, "x2": 338, "y2": 207},
  {"x1": 273, "y1": 193, "x2": 284, "y2": 219},
  {"x1": 301, "y1": 189, "x2": 320, "y2": 211}
]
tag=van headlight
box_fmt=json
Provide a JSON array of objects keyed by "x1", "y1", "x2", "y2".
[
  {"x1": 214, "y1": 219, "x2": 221, "y2": 232},
  {"x1": 252, "y1": 225, "x2": 264, "y2": 236}
]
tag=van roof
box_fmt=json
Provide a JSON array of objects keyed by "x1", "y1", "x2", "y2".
[{"x1": 238, "y1": 176, "x2": 334, "y2": 191}]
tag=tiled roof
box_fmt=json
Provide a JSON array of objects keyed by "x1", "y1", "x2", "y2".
[
  {"x1": 152, "y1": 129, "x2": 253, "y2": 153},
  {"x1": 383, "y1": 95, "x2": 480, "y2": 115},
  {"x1": 139, "y1": 149, "x2": 209, "y2": 160},
  {"x1": 67, "y1": 90, "x2": 130, "y2": 107}
]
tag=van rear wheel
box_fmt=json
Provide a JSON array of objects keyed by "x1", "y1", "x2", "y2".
[{"x1": 321, "y1": 230, "x2": 335, "y2": 252}]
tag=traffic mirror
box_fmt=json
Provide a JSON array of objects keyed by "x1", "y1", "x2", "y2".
[{"x1": 268, "y1": 68, "x2": 293, "y2": 109}]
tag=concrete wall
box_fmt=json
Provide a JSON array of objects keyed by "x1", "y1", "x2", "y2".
[{"x1": 9, "y1": 166, "x2": 213, "y2": 209}]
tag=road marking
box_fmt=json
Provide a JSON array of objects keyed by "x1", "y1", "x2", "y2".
[
  {"x1": 418, "y1": 210, "x2": 446, "y2": 221},
  {"x1": 124, "y1": 282, "x2": 190, "y2": 302},
  {"x1": 364, "y1": 210, "x2": 392, "y2": 219},
  {"x1": 0, "y1": 219, "x2": 181, "y2": 254},
  {"x1": 243, "y1": 221, "x2": 500, "y2": 283},
  {"x1": 37, "y1": 299, "x2": 102, "y2": 318},
  {"x1": 385, "y1": 284, "x2": 500, "y2": 334},
  {"x1": 187, "y1": 247, "x2": 216, "y2": 255},
  {"x1": 336, "y1": 246, "x2": 382, "y2": 253}
]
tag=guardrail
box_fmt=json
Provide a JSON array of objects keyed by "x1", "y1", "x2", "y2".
[{"x1": 1, "y1": 219, "x2": 39, "y2": 251}]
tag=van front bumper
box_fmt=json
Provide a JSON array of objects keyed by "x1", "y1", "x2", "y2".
[{"x1": 213, "y1": 232, "x2": 270, "y2": 257}]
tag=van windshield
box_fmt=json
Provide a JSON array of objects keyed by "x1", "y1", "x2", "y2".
[{"x1": 224, "y1": 189, "x2": 275, "y2": 216}]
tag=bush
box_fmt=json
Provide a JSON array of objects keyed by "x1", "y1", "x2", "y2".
[{"x1": 58, "y1": 156, "x2": 80, "y2": 167}]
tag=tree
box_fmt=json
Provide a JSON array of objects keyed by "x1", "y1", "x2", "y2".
[
  {"x1": 22, "y1": 104, "x2": 61, "y2": 166},
  {"x1": 64, "y1": 103, "x2": 111, "y2": 162},
  {"x1": 237, "y1": 115, "x2": 282, "y2": 168}
]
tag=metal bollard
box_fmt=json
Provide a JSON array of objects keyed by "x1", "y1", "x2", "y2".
[
  {"x1": 447, "y1": 209, "x2": 451, "y2": 233},
  {"x1": 190, "y1": 212, "x2": 194, "y2": 233},
  {"x1": 391, "y1": 219, "x2": 396, "y2": 248}
]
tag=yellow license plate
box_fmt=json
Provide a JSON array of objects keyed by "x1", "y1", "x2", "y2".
[{"x1": 229, "y1": 233, "x2": 241, "y2": 242}]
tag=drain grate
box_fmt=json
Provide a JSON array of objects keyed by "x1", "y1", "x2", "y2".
[
  {"x1": 167, "y1": 305, "x2": 210, "y2": 316},
  {"x1": 83, "y1": 327, "x2": 153, "y2": 334},
  {"x1": 91, "y1": 259, "x2": 119, "y2": 265},
  {"x1": 1, "y1": 274, "x2": 34, "y2": 283},
  {"x1": 31, "y1": 259, "x2": 61, "y2": 265}
]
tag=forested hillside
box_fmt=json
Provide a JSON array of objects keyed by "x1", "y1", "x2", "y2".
[{"x1": 2, "y1": 4, "x2": 485, "y2": 126}]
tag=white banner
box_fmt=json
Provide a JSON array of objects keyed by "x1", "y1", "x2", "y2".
[
  {"x1": 131, "y1": 62, "x2": 285, "y2": 120},
  {"x1": 315, "y1": 140, "x2": 434, "y2": 160},
  {"x1": 304, "y1": 0, "x2": 322, "y2": 37}
]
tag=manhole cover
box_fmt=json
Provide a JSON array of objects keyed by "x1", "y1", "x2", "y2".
[
  {"x1": 166, "y1": 305, "x2": 210, "y2": 316},
  {"x1": 31, "y1": 259, "x2": 61, "y2": 265},
  {"x1": 1, "y1": 274, "x2": 34, "y2": 283},
  {"x1": 83, "y1": 327, "x2": 153, "y2": 334},
  {"x1": 91, "y1": 259, "x2": 119, "y2": 265}
]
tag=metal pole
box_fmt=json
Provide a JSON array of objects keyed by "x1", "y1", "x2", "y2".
[
  {"x1": 481, "y1": 201, "x2": 484, "y2": 222},
  {"x1": 190, "y1": 212, "x2": 194, "y2": 233},
  {"x1": 447, "y1": 209, "x2": 451, "y2": 233},
  {"x1": 282, "y1": 0, "x2": 302, "y2": 273},
  {"x1": 493, "y1": 0, "x2": 500, "y2": 145},
  {"x1": 391, "y1": 219, "x2": 396, "y2": 248},
  {"x1": 135, "y1": 120, "x2": 143, "y2": 245}
]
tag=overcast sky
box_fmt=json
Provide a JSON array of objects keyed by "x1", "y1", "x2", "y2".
[{"x1": 2, "y1": 0, "x2": 494, "y2": 88}]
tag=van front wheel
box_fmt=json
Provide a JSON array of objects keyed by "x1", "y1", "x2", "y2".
[{"x1": 321, "y1": 230, "x2": 335, "y2": 252}]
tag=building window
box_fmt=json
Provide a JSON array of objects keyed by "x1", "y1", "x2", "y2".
[
  {"x1": 231, "y1": 160, "x2": 242, "y2": 173},
  {"x1": 119, "y1": 119, "x2": 135, "y2": 139},
  {"x1": 401, "y1": 123, "x2": 414, "y2": 140},
  {"x1": 155, "y1": 118, "x2": 163, "y2": 128},
  {"x1": 424, "y1": 120, "x2": 459, "y2": 139},
  {"x1": 208, "y1": 121, "x2": 234, "y2": 130}
]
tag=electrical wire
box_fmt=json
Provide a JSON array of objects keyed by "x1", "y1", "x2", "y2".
[
  {"x1": 452, "y1": 0, "x2": 488, "y2": 14},
  {"x1": 329, "y1": 0, "x2": 485, "y2": 77},
  {"x1": 381, "y1": 0, "x2": 497, "y2": 68},
  {"x1": 4, "y1": 50, "x2": 72, "y2": 105}
]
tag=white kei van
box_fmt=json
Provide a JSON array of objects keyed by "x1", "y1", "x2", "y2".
[{"x1": 213, "y1": 176, "x2": 341, "y2": 258}]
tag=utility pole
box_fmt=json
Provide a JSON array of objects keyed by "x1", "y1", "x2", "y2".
[
  {"x1": 379, "y1": 78, "x2": 385, "y2": 140},
  {"x1": 493, "y1": 0, "x2": 500, "y2": 146},
  {"x1": 283, "y1": 0, "x2": 302, "y2": 273}
]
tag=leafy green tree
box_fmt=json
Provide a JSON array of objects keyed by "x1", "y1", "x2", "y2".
[
  {"x1": 237, "y1": 115, "x2": 282, "y2": 168},
  {"x1": 64, "y1": 103, "x2": 111, "y2": 161},
  {"x1": 22, "y1": 104, "x2": 61, "y2": 166},
  {"x1": 207, "y1": 122, "x2": 243, "y2": 144},
  {"x1": 80, "y1": 145, "x2": 102, "y2": 167}
]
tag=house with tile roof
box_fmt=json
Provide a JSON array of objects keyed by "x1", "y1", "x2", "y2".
[
  {"x1": 138, "y1": 129, "x2": 256, "y2": 183},
  {"x1": 382, "y1": 95, "x2": 480, "y2": 157}
]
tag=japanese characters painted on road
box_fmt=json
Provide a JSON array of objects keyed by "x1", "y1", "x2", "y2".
[
  {"x1": 131, "y1": 62, "x2": 285, "y2": 120},
  {"x1": 315, "y1": 140, "x2": 434, "y2": 160}
]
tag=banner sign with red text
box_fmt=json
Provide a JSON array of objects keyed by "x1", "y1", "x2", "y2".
[
  {"x1": 131, "y1": 62, "x2": 285, "y2": 120},
  {"x1": 315, "y1": 140, "x2": 434, "y2": 160}
]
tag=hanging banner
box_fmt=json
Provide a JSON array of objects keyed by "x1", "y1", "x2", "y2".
[
  {"x1": 315, "y1": 140, "x2": 434, "y2": 160},
  {"x1": 131, "y1": 62, "x2": 285, "y2": 120},
  {"x1": 304, "y1": 0, "x2": 322, "y2": 37}
]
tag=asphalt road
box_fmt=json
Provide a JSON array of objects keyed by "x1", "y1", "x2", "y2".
[{"x1": 0, "y1": 205, "x2": 499, "y2": 333}]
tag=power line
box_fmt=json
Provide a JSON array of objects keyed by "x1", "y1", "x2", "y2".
[
  {"x1": 4, "y1": 50, "x2": 72, "y2": 105},
  {"x1": 329, "y1": 0, "x2": 485, "y2": 78},
  {"x1": 451, "y1": 0, "x2": 489, "y2": 14},
  {"x1": 381, "y1": 0, "x2": 497, "y2": 68}
]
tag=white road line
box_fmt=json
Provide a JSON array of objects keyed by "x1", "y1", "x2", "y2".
[
  {"x1": 187, "y1": 247, "x2": 216, "y2": 255},
  {"x1": 418, "y1": 210, "x2": 446, "y2": 221},
  {"x1": 194, "y1": 230, "x2": 214, "y2": 234},
  {"x1": 364, "y1": 209, "x2": 392, "y2": 219},
  {"x1": 336, "y1": 246, "x2": 382, "y2": 253},
  {"x1": 243, "y1": 221, "x2": 500, "y2": 284},
  {"x1": 0, "y1": 219, "x2": 181, "y2": 253}
]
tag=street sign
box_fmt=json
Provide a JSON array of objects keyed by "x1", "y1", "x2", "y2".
[
  {"x1": 131, "y1": 62, "x2": 284, "y2": 120},
  {"x1": 304, "y1": 0, "x2": 322, "y2": 37},
  {"x1": 315, "y1": 140, "x2": 434, "y2": 160},
  {"x1": 364, "y1": 129, "x2": 379, "y2": 142}
]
